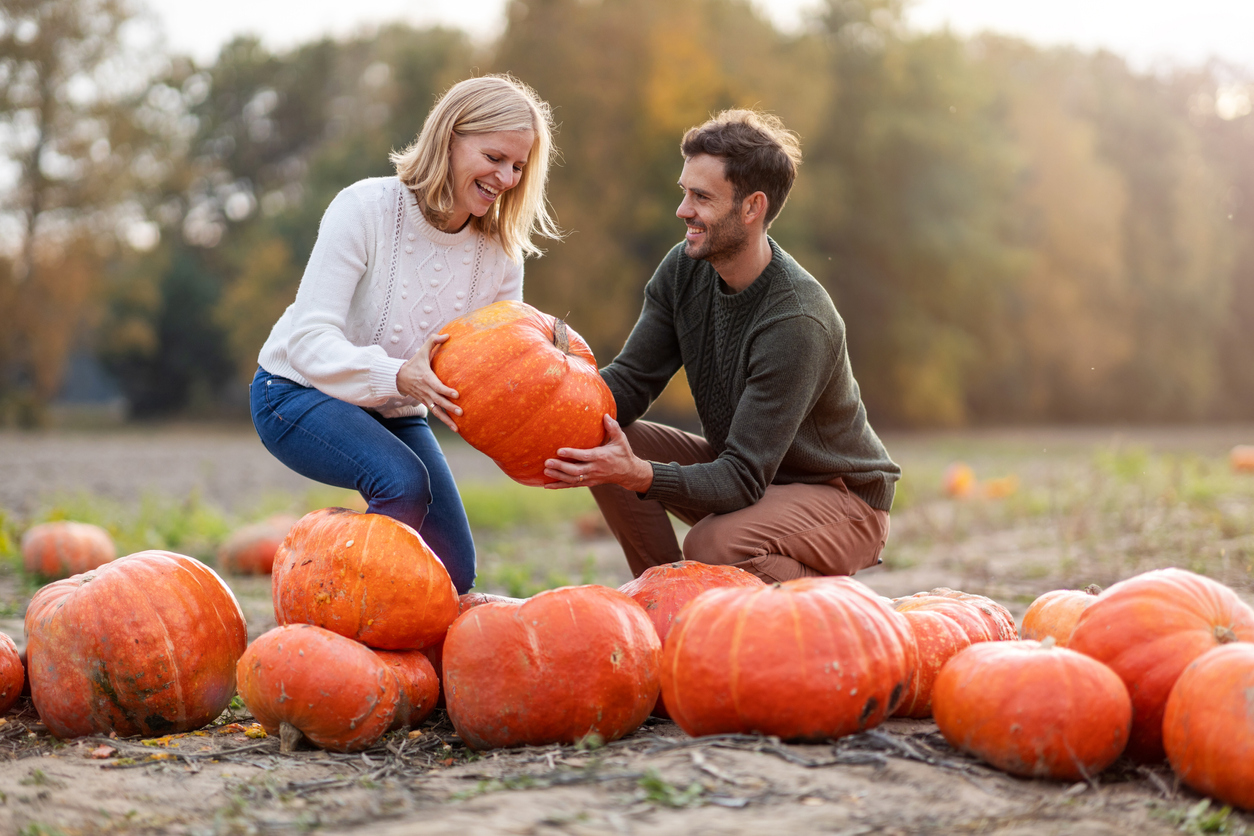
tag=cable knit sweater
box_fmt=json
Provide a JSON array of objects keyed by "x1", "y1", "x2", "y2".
[
  {"x1": 601, "y1": 240, "x2": 900, "y2": 514},
  {"x1": 258, "y1": 176, "x2": 523, "y2": 418}
]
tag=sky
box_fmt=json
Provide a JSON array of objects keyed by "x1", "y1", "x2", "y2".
[{"x1": 142, "y1": 0, "x2": 1254, "y2": 75}]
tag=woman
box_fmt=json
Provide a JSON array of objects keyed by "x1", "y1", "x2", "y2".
[{"x1": 250, "y1": 74, "x2": 559, "y2": 594}]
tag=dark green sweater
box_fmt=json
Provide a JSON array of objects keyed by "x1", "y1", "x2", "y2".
[{"x1": 600, "y1": 239, "x2": 899, "y2": 514}]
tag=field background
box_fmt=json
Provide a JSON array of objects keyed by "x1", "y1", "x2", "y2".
[{"x1": 0, "y1": 424, "x2": 1251, "y2": 835}]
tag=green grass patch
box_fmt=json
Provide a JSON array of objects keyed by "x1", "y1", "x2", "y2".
[{"x1": 459, "y1": 480, "x2": 597, "y2": 532}]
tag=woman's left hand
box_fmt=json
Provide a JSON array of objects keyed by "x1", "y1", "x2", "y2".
[{"x1": 397, "y1": 333, "x2": 462, "y2": 432}]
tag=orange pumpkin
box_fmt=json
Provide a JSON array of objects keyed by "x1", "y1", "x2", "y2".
[
  {"x1": 373, "y1": 648, "x2": 439, "y2": 730},
  {"x1": 444, "y1": 585, "x2": 660, "y2": 750},
  {"x1": 943, "y1": 462, "x2": 977, "y2": 497},
  {"x1": 894, "y1": 587, "x2": 1015, "y2": 642},
  {"x1": 421, "y1": 592, "x2": 522, "y2": 708},
  {"x1": 618, "y1": 561, "x2": 765, "y2": 719},
  {"x1": 272, "y1": 508, "x2": 458, "y2": 650},
  {"x1": 1230, "y1": 445, "x2": 1254, "y2": 474},
  {"x1": 1068, "y1": 567, "x2": 1254, "y2": 761},
  {"x1": 932, "y1": 639, "x2": 1132, "y2": 781},
  {"x1": 661, "y1": 576, "x2": 916, "y2": 741},
  {"x1": 430, "y1": 300, "x2": 616, "y2": 486},
  {"x1": 24, "y1": 550, "x2": 247, "y2": 738},
  {"x1": 0, "y1": 633, "x2": 24, "y2": 715},
  {"x1": 1163, "y1": 643, "x2": 1254, "y2": 810},
  {"x1": 893, "y1": 609, "x2": 972, "y2": 718},
  {"x1": 237, "y1": 624, "x2": 400, "y2": 752},
  {"x1": 21, "y1": 521, "x2": 115, "y2": 579},
  {"x1": 217, "y1": 514, "x2": 298, "y2": 574},
  {"x1": 1020, "y1": 585, "x2": 1102, "y2": 645}
]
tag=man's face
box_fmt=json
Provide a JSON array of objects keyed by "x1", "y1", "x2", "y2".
[{"x1": 676, "y1": 154, "x2": 748, "y2": 263}]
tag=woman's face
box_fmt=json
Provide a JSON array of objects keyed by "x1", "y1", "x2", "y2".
[{"x1": 444, "y1": 128, "x2": 535, "y2": 232}]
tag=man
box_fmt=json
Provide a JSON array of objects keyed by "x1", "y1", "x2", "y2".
[{"x1": 543, "y1": 109, "x2": 900, "y2": 582}]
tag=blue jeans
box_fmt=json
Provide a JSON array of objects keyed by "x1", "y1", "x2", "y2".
[{"x1": 249, "y1": 367, "x2": 476, "y2": 593}]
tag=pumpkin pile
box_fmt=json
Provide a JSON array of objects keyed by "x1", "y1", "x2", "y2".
[{"x1": 239, "y1": 507, "x2": 456, "y2": 751}]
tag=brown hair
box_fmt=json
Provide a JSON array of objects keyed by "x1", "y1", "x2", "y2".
[
  {"x1": 391, "y1": 74, "x2": 560, "y2": 261},
  {"x1": 680, "y1": 109, "x2": 802, "y2": 228}
]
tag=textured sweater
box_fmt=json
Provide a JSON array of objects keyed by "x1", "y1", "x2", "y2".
[
  {"x1": 258, "y1": 176, "x2": 523, "y2": 417},
  {"x1": 601, "y1": 240, "x2": 899, "y2": 514}
]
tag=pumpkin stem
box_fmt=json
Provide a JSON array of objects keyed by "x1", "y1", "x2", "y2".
[
  {"x1": 1215, "y1": 625, "x2": 1238, "y2": 644},
  {"x1": 279, "y1": 721, "x2": 305, "y2": 754},
  {"x1": 553, "y1": 319, "x2": 571, "y2": 355},
  {"x1": 1083, "y1": 584, "x2": 1102, "y2": 596}
]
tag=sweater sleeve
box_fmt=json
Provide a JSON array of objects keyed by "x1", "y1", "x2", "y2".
[
  {"x1": 285, "y1": 186, "x2": 406, "y2": 405},
  {"x1": 645, "y1": 314, "x2": 838, "y2": 513},
  {"x1": 494, "y1": 253, "x2": 524, "y2": 303},
  {"x1": 599, "y1": 247, "x2": 684, "y2": 427}
]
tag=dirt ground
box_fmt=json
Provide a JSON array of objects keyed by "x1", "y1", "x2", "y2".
[{"x1": 1, "y1": 424, "x2": 1252, "y2": 836}]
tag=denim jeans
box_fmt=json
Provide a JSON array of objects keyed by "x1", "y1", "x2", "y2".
[{"x1": 249, "y1": 366, "x2": 476, "y2": 593}]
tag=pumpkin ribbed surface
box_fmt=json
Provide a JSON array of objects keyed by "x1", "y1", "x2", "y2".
[
  {"x1": 661, "y1": 576, "x2": 916, "y2": 741},
  {"x1": 893, "y1": 609, "x2": 972, "y2": 719},
  {"x1": 24, "y1": 550, "x2": 247, "y2": 739},
  {"x1": 0, "y1": 633, "x2": 24, "y2": 715},
  {"x1": 430, "y1": 300, "x2": 615, "y2": 486},
  {"x1": 272, "y1": 508, "x2": 458, "y2": 650},
  {"x1": 373, "y1": 648, "x2": 439, "y2": 730},
  {"x1": 444, "y1": 585, "x2": 660, "y2": 750}
]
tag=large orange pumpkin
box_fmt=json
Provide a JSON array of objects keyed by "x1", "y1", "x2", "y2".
[
  {"x1": 21, "y1": 521, "x2": 116, "y2": 579},
  {"x1": 1067, "y1": 567, "x2": 1254, "y2": 762},
  {"x1": 218, "y1": 514, "x2": 298, "y2": 574},
  {"x1": 932, "y1": 639, "x2": 1132, "y2": 781},
  {"x1": 0, "y1": 633, "x2": 24, "y2": 715},
  {"x1": 374, "y1": 648, "x2": 440, "y2": 730},
  {"x1": 662, "y1": 576, "x2": 916, "y2": 741},
  {"x1": 237, "y1": 624, "x2": 400, "y2": 752},
  {"x1": 893, "y1": 609, "x2": 972, "y2": 719},
  {"x1": 272, "y1": 508, "x2": 458, "y2": 650},
  {"x1": 24, "y1": 550, "x2": 247, "y2": 738},
  {"x1": 1163, "y1": 643, "x2": 1254, "y2": 810},
  {"x1": 618, "y1": 561, "x2": 765, "y2": 719},
  {"x1": 444, "y1": 585, "x2": 661, "y2": 750},
  {"x1": 429, "y1": 300, "x2": 616, "y2": 486},
  {"x1": 1020, "y1": 584, "x2": 1102, "y2": 645}
]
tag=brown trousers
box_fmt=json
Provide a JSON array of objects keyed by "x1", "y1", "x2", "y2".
[{"x1": 590, "y1": 421, "x2": 891, "y2": 583}]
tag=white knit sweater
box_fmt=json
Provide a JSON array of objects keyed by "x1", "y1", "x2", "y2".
[{"x1": 258, "y1": 177, "x2": 523, "y2": 418}]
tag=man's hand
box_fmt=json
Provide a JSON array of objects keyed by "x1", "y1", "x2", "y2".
[
  {"x1": 544, "y1": 414, "x2": 653, "y2": 492},
  {"x1": 396, "y1": 332, "x2": 462, "y2": 432}
]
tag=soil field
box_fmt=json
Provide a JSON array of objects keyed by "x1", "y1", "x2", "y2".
[{"x1": 1, "y1": 423, "x2": 1253, "y2": 836}]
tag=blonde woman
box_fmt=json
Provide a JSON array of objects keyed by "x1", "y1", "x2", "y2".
[{"x1": 251, "y1": 75, "x2": 559, "y2": 593}]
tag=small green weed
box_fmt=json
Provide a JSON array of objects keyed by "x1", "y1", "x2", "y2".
[
  {"x1": 637, "y1": 768, "x2": 704, "y2": 808},
  {"x1": 1157, "y1": 799, "x2": 1246, "y2": 835}
]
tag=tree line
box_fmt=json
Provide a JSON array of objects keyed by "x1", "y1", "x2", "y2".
[{"x1": 2, "y1": 0, "x2": 1252, "y2": 428}]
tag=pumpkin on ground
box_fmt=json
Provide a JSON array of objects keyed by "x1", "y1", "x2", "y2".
[
  {"x1": 893, "y1": 609, "x2": 972, "y2": 719},
  {"x1": 217, "y1": 514, "x2": 299, "y2": 574},
  {"x1": 618, "y1": 561, "x2": 765, "y2": 719},
  {"x1": 932, "y1": 639, "x2": 1132, "y2": 781},
  {"x1": 943, "y1": 462, "x2": 977, "y2": 498},
  {"x1": 662, "y1": 576, "x2": 916, "y2": 742},
  {"x1": 374, "y1": 648, "x2": 440, "y2": 730},
  {"x1": 444, "y1": 585, "x2": 660, "y2": 750},
  {"x1": 1230, "y1": 445, "x2": 1254, "y2": 474},
  {"x1": 429, "y1": 300, "x2": 616, "y2": 486},
  {"x1": 21, "y1": 520, "x2": 115, "y2": 579},
  {"x1": 238, "y1": 624, "x2": 400, "y2": 752},
  {"x1": 0, "y1": 633, "x2": 24, "y2": 715},
  {"x1": 1067, "y1": 567, "x2": 1254, "y2": 762},
  {"x1": 272, "y1": 508, "x2": 458, "y2": 650},
  {"x1": 1020, "y1": 585, "x2": 1102, "y2": 646},
  {"x1": 892, "y1": 589, "x2": 1009, "y2": 643},
  {"x1": 24, "y1": 550, "x2": 247, "y2": 739},
  {"x1": 1163, "y1": 643, "x2": 1254, "y2": 810}
]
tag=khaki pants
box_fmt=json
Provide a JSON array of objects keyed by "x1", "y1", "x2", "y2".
[{"x1": 590, "y1": 421, "x2": 891, "y2": 582}]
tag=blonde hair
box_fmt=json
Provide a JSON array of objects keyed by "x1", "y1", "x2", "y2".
[{"x1": 391, "y1": 74, "x2": 560, "y2": 262}]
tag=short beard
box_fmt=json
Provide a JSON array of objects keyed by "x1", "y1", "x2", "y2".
[{"x1": 684, "y1": 207, "x2": 748, "y2": 264}]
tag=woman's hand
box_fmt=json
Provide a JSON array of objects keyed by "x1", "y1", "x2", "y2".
[
  {"x1": 397, "y1": 333, "x2": 462, "y2": 432},
  {"x1": 543, "y1": 415, "x2": 654, "y2": 492}
]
